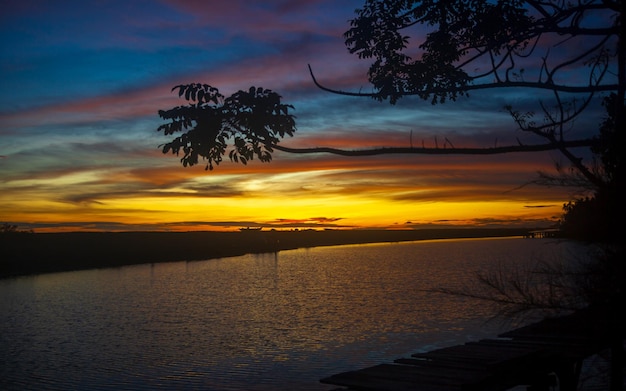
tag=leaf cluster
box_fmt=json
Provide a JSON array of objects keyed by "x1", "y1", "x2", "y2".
[
  {"x1": 343, "y1": 0, "x2": 619, "y2": 104},
  {"x1": 592, "y1": 93, "x2": 622, "y2": 185},
  {"x1": 157, "y1": 84, "x2": 295, "y2": 170}
]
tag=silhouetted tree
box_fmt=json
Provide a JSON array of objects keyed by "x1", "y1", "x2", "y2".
[
  {"x1": 156, "y1": 0, "x2": 624, "y2": 295},
  {"x1": 157, "y1": 0, "x2": 625, "y2": 244},
  {"x1": 157, "y1": 2, "x2": 623, "y2": 387},
  {"x1": 157, "y1": 1, "x2": 623, "y2": 188},
  {"x1": 157, "y1": 85, "x2": 295, "y2": 171},
  {"x1": 313, "y1": 0, "x2": 623, "y2": 197}
]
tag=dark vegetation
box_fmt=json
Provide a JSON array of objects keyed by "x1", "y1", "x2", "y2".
[
  {"x1": 155, "y1": 1, "x2": 624, "y2": 387},
  {"x1": 157, "y1": 1, "x2": 622, "y2": 180},
  {"x1": 155, "y1": 0, "x2": 624, "y2": 314},
  {"x1": 0, "y1": 228, "x2": 529, "y2": 278},
  {"x1": 154, "y1": 1, "x2": 624, "y2": 307}
]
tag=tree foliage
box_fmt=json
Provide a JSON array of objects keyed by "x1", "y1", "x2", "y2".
[
  {"x1": 157, "y1": 84, "x2": 295, "y2": 170},
  {"x1": 320, "y1": 0, "x2": 624, "y2": 246},
  {"x1": 154, "y1": 1, "x2": 625, "y2": 343},
  {"x1": 160, "y1": 3, "x2": 622, "y2": 385},
  {"x1": 315, "y1": 0, "x2": 624, "y2": 184},
  {"x1": 154, "y1": 0, "x2": 624, "y2": 247},
  {"x1": 157, "y1": 1, "x2": 623, "y2": 180},
  {"x1": 554, "y1": 92, "x2": 624, "y2": 242},
  {"x1": 341, "y1": 0, "x2": 620, "y2": 104}
]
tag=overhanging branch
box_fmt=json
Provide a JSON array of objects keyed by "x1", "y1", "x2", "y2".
[
  {"x1": 273, "y1": 138, "x2": 594, "y2": 156},
  {"x1": 308, "y1": 64, "x2": 618, "y2": 97}
]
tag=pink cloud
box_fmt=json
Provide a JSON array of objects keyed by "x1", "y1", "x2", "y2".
[{"x1": 158, "y1": 0, "x2": 350, "y2": 38}]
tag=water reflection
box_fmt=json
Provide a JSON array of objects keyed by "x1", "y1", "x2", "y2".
[{"x1": 0, "y1": 237, "x2": 581, "y2": 390}]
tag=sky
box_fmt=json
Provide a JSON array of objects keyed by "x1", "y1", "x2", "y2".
[{"x1": 0, "y1": 0, "x2": 608, "y2": 232}]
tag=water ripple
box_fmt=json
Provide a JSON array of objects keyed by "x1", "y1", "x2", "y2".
[{"x1": 0, "y1": 238, "x2": 581, "y2": 390}]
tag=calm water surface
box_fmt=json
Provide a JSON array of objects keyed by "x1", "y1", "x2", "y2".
[{"x1": 0, "y1": 237, "x2": 582, "y2": 390}]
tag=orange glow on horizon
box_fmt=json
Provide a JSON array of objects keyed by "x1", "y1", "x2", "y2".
[
  {"x1": 1, "y1": 124, "x2": 570, "y2": 233},
  {"x1": 2, "y1": 186, "x2": 564, "y2": 232}
]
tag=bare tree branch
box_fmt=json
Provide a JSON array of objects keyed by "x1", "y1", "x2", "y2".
[{"x1": 273, "y1": 138, "x2": 594, "y2": 156}]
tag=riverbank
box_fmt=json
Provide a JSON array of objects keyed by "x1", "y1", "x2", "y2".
[{"x1": 0, "y1": 228, "x2": 530, "y2": 278}]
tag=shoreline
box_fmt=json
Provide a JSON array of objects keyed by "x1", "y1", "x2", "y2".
[{"x1": 1, "y1": 228, "x2": 531, "y2": 279}]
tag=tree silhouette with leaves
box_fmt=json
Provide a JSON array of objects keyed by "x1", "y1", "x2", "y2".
[
  {"x1": 157, "y1": 1, "x2": 624, "y2": 245},
  {"x1": 158, "y1": 85, "x2": 295, "y2": 171},
  {"x1": 157, "y1": 2, "x2": 624, "y2": 387},
  {"x1": 156, "y1": 0, "x2": 625, "y2": 246},
  {"x1": 157, "y1": 2, "x2": 623, "y2": 239},
  {"x1": 157, "y1": 1, "x2": 623, "y2": 190}
]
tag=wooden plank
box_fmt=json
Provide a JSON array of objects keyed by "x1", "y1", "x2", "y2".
[
  {"x1": 321, "y1": 369, "x2": 460, "y2": 391},
  {"x1": 402, "y1": 345, "x2": 549, "y2": 389},
  {"x1": 456, "y1": 341, "x2": 545, "y2": 369},
  {"x1": 358, "y1": 363, "x2": 489, "y2": 384},
  {"x1": 393, "y1": 357, "x2": 488, "y2": 371},
  {"x1": 493, "y1": 334, "x2": 605, "y2": 361},
  {"x1": 498, "y1": 309, "x2": 611, "y2": 344},
  {"x1": 501, "y1": 329, "x2": 607, "y2": 343},
  {"x1": 321, "y1": 308, "x2": 612, "y2": 391},
  {"x1": 408, "y1": 352, "x2": 495, "y2": 368},
  {"x1": 410, "y1": 342, "x2": 540, "y2": 367},
  {"x1": 475, "y1": 338, "x2": 599, "y2": 359},
  {"x1": 321, "y1": 362, "x2": 530, "y2": 391}
]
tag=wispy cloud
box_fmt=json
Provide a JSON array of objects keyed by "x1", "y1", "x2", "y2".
[{"x1": 0, "y1": 0, "x2": 588, "y2": 231}]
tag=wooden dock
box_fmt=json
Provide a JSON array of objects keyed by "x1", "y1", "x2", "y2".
[{"x1": 321, "y1": 306, "x2": 620, "y2": 391}]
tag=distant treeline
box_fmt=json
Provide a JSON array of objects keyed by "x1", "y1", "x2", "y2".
[{"x1": 0, "y1": 228, "x2": 530, "y2": 278}]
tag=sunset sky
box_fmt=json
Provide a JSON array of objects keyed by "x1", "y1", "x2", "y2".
[{"x1": 0, "y1": 0, "x2": 606, "y2": 232}]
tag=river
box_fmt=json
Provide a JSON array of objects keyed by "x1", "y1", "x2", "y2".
[{"x1": 0, "y1": 237, "x2": 584, "y2": 390}]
